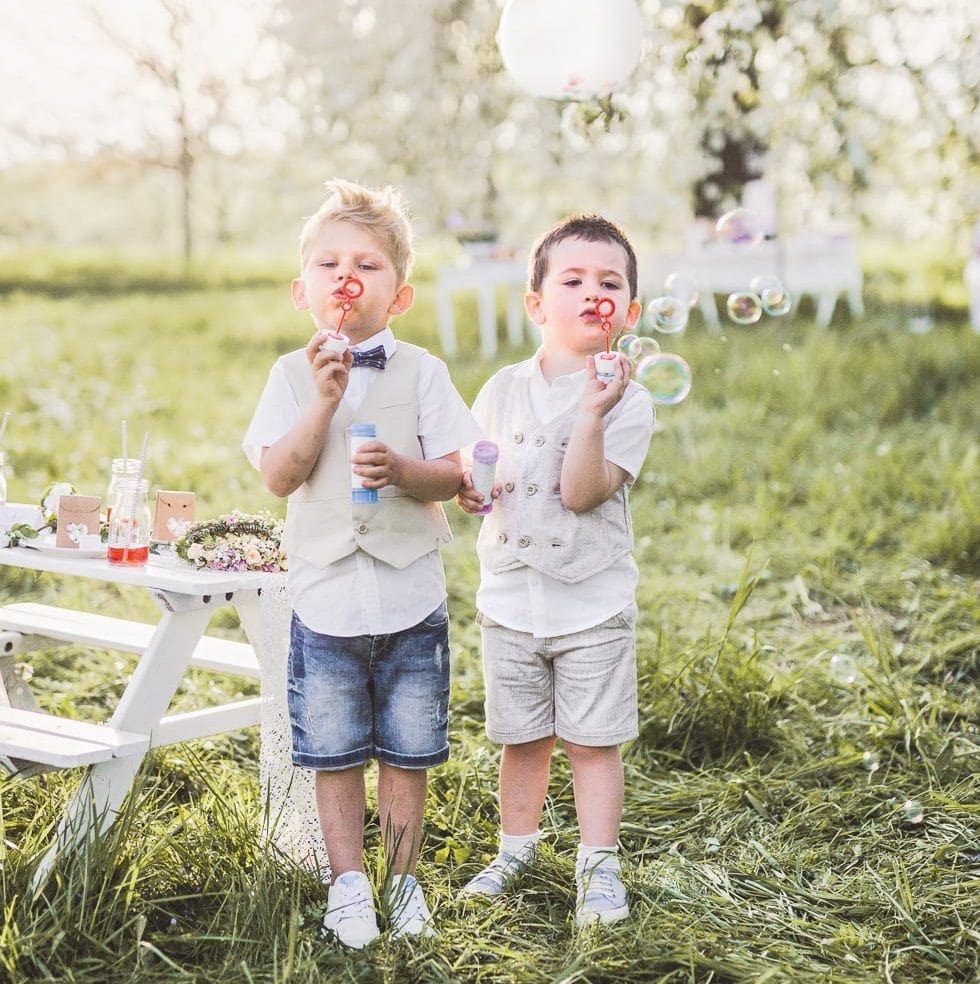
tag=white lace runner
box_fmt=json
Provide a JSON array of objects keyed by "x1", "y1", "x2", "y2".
[{"x1": 258, "y1": 575, "x2": 329, "y2": 876}]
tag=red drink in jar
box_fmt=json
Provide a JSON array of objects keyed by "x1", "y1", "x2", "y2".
[{"x1": 107, "y1": 544, "x2": 150, "y2": 565}]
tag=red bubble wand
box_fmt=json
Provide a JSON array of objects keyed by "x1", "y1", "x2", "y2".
[
  {"x1": 320, "y1": 276, "x2": 365, "y2": 354},
  {"x1": 594, "y1": 296, "x2": 619, "y2": 381},
  {"x1": 595, "y1": 296, "x2": 615, "y2": 353},
  {"x1": 335, "y1": 276, "x2": 364, "y2": 335}
]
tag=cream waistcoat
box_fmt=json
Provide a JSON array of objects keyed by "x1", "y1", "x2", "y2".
[
  {"x1": 281, "y1": 342, "x2": 452, "y2": 569},
  {"x1": 476, "y1": 365, "x2": 640, "y2": 584}
]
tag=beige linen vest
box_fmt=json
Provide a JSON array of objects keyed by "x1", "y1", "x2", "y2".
[
  {"x1": 477, "y1": 365, "x2": 641, "y2": 584},
  {"x1": 281, "y1": 341, "x2": 452, "y2": 569}
]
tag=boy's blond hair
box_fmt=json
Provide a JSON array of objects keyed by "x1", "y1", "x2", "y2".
[{"x1": 299, "y1": 178, "x2": 414, "y2": 285}]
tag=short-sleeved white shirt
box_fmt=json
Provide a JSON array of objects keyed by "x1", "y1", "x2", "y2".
[
  {"x1": 243, "y1": 328, "x2": 484, "y2": 636},
  {"x1": 471, "y1": 349, "x2": 654, "y2": 638}
]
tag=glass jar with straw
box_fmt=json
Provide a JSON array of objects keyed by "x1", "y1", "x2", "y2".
[
  {"x1": 107, "y1": 478, "x2": 151, "y2": 565},
  {"x1": 107, "y1": 431, "x2": 151, "y2": 566},
  {"x1": 106, "y1": 458, "x2": 141, "y2": 522}
]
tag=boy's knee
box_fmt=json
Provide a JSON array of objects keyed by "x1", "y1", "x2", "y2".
[
  {"x1": 506, "y1": 736, "x2": 557, "y2": 756},
  {"x1": 561, "y1": 741, "x2": 620, "y2": 764}
]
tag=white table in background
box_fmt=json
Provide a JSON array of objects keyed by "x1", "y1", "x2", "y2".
[
  {"x1": 435, "y1": 256, "x2": 530, "y2": 358},
  {"x1": 644, "y1": 237, "x2": 865, "y2": 330},
  {"x1": 0, "y1": 545, "x2": 272, "y2": 888}
]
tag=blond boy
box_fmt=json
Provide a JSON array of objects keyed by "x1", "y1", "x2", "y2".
[{"x1": 244, "y1": 179, "x2": 481, "y2": 947}]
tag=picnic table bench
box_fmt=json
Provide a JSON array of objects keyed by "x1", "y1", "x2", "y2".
[{"x1": 0, "y1": 541, "x2": 269, "y2": 889}]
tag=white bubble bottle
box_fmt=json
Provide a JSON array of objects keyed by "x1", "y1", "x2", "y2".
[
  {"x1": 596, "y1": 352, "x2": 619, "y2": 382},
  {"x1": 350, "y1": 423, "x2": 378, "y2": 505}
]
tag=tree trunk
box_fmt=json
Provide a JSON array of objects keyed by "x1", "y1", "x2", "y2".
[{"x1": 179, "y1": 139, "x2": 193, "y2": 262}]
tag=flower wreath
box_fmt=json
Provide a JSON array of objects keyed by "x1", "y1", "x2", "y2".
[{"x1": 173, "y1": 510, "x2": 287, "y2": 572}]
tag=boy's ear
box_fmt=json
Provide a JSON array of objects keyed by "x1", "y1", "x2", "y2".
[
  {"x1": 387, "y1": 283, "x2": 414, "y2": 316},
  {"x1": 525, "y1": 291, "x2": 545, "y2": 325},
  {"x1": 625, "y1": 299, "x2": 642, "y2": 330},
  {"x1": 291, "y1": 277, "x2": 308, "y2": 311}
]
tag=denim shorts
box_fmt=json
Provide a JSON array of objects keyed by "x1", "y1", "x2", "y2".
[{"x1": 287, "y1": 603, "x2": 451, "y2": 771}]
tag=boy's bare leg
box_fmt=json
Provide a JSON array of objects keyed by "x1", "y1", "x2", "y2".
[
  {"x1": 377, "y1": 762, "x2": 428, "y2": 876},
  {"x1": 562, "y1": 742, "x2": 624, "y2": 845},
  {"x1": 315, "y1": 766, "x2": 367, "y2": 878},
  {"x1": 500, "y1": 736, "x2": 557, "y2": 834}
]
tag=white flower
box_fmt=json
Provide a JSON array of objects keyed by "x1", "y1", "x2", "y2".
[
  {"x1": 188, "y1": 544, "x2": 205, "y2": 562},
  {"x1": 244, "y1": 547, "x2": 261, "y2": 566},
  {"x1": 42, "y1": 482, "x2": 75, "y2": 518}
]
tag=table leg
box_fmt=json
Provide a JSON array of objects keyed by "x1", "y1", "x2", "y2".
[
  {"x1": 435, "y1": 282, "x2": 457, "y2": 358},
  {"x1": 815, "y1": 292, "x2": 838, "y2": 329},
  {"x1": 30, "y1": 603, "x2": 213, "y2": 892},
  {"x1": 699, "y1": 293, "x2": 721, "y2": 332},
  {"x1": 506, "y1": 286, "x2": 526, "y2": 348},
  {"x1": 478, "y1": 284, "x2": 497, "y2": 359}
]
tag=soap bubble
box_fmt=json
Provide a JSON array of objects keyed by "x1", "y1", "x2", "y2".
[
  {"x1": 635, "y1": 353, "x2": 692, "y2": 405},
  {"x1": 646, "y1": 295, "x2": 688, "y2": 334},
  {"x1": 715, "y1": 208, "x2": 764, "y2": 246},
  {"x1": 828, "y1": 652, "x2": 858, "y2": 686},
  {"x1": 749, "y1": 274, "x2": 780, "y2": 295},
  {"x1": 901, "y1": 799, "x2": 924, "y2": 824},
  {"x1": 751, "y1": 281, "x2": 791, "y2": 318},
  {"x1": 726, "y1": 291, "x2": 763, "y2": 325},
  {"x1": 862, "y1": 750, "x2": 881, "y2": 773},
  {"x1": 664, "y1": 272, "x2": 699, "y2": 308},
  {"x1": 626, "y1": 336, "x2": 660, "y2": 362},
  {"x1": 749, "y1": 275, "x2": 792, "y2": 316},
  {"x1": 616, "y1": 332, "x2": 640, "y2": 356},
  {"x1": 762, "y1": 289, "x2": 793, "y2": 316}
]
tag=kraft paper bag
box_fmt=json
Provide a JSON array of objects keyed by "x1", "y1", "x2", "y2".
[
  {"x1": 153, "y1": 490, "x2": 196, "y2": 542},
  {"x1": 56, "y1": 495, "x2": 101, "y2": 549}
]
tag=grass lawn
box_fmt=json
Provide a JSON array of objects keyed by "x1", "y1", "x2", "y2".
[{"x1": 0, "y1": 255, "x2": 977, "y2": 982}]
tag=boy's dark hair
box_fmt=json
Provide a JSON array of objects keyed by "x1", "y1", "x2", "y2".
[{"x1": 529, "y1": 214, "x2": 638, "y2": 300}]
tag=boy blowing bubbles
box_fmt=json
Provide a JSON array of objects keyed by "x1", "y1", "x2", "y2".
[
  {"x1": 244, "y1": 179, "x2": 481, "y2": 947},
  {"x1": 457, "y1": 215, "x2": 654, "y2": 927}
]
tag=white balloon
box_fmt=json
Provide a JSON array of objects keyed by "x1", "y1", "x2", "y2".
[{"x1": 497, "y1": 0, "x2": 645, "y2": 101}]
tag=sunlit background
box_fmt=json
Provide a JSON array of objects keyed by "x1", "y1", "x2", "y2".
[
  {"x1": 1, "y1": 0, "x2": 977, "y2": 272},
  {"x1": 1, "y1": 6, "x2": 979, "y2": 980}
]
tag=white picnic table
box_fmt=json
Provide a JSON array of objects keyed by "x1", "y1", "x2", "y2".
[
  {"x1": 435, "y1": 255, "x2": 531, "y2": 358},
  {"x1": 0, "y1": 542, "x2": 279, "y2": 888},
  {"x1": 643, "y1": 235, "x2": 865, "y2": 330}
]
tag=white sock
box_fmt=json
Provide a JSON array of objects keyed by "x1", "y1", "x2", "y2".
[
  {"x1": 577, "y1": 843, "x2": 620, "y2": 873},
  {"x1": 500, "y1": 829, "x2": 542, "y2": 857}
]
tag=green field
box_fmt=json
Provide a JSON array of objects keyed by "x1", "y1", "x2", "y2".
[{"x1": 0, "y1": 255, "x2": 977, "y2": 982}]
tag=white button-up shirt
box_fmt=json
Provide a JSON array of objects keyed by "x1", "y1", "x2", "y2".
[
  {"x1": 471, "y1": 349, "x2": 654, "y2": 638},
  {"x1": 244, "y1": 328, "x2": 483, "y2": 636}
]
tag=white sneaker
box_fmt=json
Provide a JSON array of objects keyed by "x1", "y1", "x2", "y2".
[
  {"x1": 321, "y1": 871, "x2": 380, "y2": 949},
  {"x1": 461, "y1": 842, "x2": 537, "y2": 897},
  {"x1": 575, "y1": 858, "x2": 629, "y2": 927},
  {"x1": 387, "y1": 874, "x2": 436, "y2": 938}
]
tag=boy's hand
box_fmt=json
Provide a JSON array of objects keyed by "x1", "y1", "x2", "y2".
[
  {"x1": 352, "y1": 440, "x2": 403, "y2": 489},
  {"x1": 306, "y1": 330, "x2": 353, "y2": 406},
  {"x1": 580, "y1": 353, "x2": 630, "y2": 418},
  {"x1": 456, "y1": 468, "x2": 500, "y2": 514}
]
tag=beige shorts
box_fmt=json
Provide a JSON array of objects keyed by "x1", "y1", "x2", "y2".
[{"x1": 477, "y1": 605, "x2": 639, "y2": 746}]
